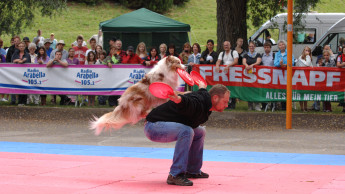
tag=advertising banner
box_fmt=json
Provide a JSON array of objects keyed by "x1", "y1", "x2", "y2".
[
  {"x1": 193, "y1": 65, "x2": 345, "y2": 102},
  {"x1": 0, "y1": 64, "x2": 185, "y2": 95}
]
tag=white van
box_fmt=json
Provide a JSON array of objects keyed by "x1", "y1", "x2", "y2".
[
  {"x1": 311, "y1": 16, "x2": 345, "y2": 61},
  {"x1": 250, "y1": 13, "x2": 345, "y2": 58}
]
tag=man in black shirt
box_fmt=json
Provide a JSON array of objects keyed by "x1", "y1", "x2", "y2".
[{"x1": 145, "y1": 83, "x2": 230, "y2": 186}]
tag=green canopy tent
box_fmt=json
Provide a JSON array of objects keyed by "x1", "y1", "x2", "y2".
[{"x1": 99, "y1": 8, "x2": 190, "y2": 53}]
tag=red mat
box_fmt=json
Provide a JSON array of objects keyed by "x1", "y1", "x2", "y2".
[{"x1": 1, "y1": 152, "x2": 345, "y2": 193}]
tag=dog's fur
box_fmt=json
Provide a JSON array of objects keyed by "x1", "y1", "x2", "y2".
[{"x1": 90, "y1": 56, "x2": 185, "y2": 135}]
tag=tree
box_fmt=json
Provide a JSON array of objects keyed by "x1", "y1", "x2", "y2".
[
  {"x1": 0, "y1": 0, "x2": 66, "y2": 36},
  {"x1": 216, "y1": 0, "x2": 320, "y2": 51}
]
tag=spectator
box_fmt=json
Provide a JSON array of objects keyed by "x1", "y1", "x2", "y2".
[
  {"x1": 274, "y1": 40, "x2": 295, "y2": 111},
  {"x1": 159, "y1": 43, "x2": 167, "y2": 59},
  {"x1": 28, "y1": 43, "x2": 37, "y2": 63},
  {"x1": 73, "y1": 35, "x2": 88, "y2": 65},
  {"x1": 23, "y1": 37, "x2": 31, "y2": 53},
  {"x1": 296, "y1": 46, "x2": 312, "y2": 112},
  {"x1": 49, "y1": 33, "x2": 57, "y2": 49},
  {"x1": 167, "y1": 44, "x2": 183, "y2": 62},
  {"x1": 34, "y1": 47, "x2": 49, "y2": 107},
  {"x1": 84, "y1": 51, "x2": 97, "y2": 106},
  {"x1": 5, "y1": 38, "x2": 14, "y2": 54},
  {"x1": 264, "y1": 30, "x2": 276, "y2": 45},
  {"x1": 216, "y1": 41, "x2": 239, "y2": 109},
  {"x1": 50, "y1": 40, "x2": 68, "y2": 60},
  {"x1": 321, "y1": 50, "x2": 336, "y2": 67},
  {"x1": 274, "y1": 40, "x2": 295, "y2": 68},
  {"x1": 0, "y1": 52, "x2": 5, "y2": 62},
  {"x1": 316, "y1": 45, "x2": 335, "y2": 66},
  {"x1": 114, "y1": 39, "x2": 126, "y2": 61},
  {"x1": 216, "y1": 41, "x2": 239, "y2": 74},
  {"x1": 179, "y1": 42, "x2": 192, "y2": 64},
  {"x1": 108, "y1": 37, "x2": 117, "y2": 50},
  {"x1": 46, "y1": 50, "x2": 68, "y2": 67},
  {"x1": 200, "y1": 39, "x2": 218, "y2": 64},
  {"x1": 336, "y1": 46, "x2": 345, "y2": 68},
  {"x1": 187, "y1": 43, "x2": 201, "y2": 67},
  {"x1": 96, "y1": 50, "x2": 107, "y2": 65},
  {"x1": 336, "y1": 47, "x2": 345, "y2": 112},
  {"x1": 0, "y1": 45, "x2": 9, "y2": 100},
  {"x1": 86, "y1": 37, "x2": 97, "y2": 57},
  {"x1": 104, "y1": 46, "x2": 120, "y2": 67},
  {"x1": 0, "y1": 38, "x2": 6, "y2": 56},
  {"x1": 136, "y1": 42, "x2": 148, "y2": 59},
  {"x1": 11, "y1": 41, "x2": 31, "y2": 106},
  {"x1": 89, "y1": 30, "x2": 103, "y2": 47},
  {"x1": 143, "y1": 47, "x2": 161, "y2": 67},
  {"x1": 261, "y1": 42, "x2": 274, "y2": 66},
  {"x1": 35, "y1": 46, "x2": 50, "y2": 64},
  {"x1": 66, "y1": 48, "x2": 80, "y2": 65},
  {"x1": 95, "y1": 45, "x2": 103, "y2": 59},
  {"x1": 95, "y1": 49, "x2": 109, "y2": 106},
  {"x1": 12, "y1": 41, "x2": 31, "y2": 64},
  {"x1": 6, "y1": 35, "x2": 21, "y2": 62},
  {"x1": 338, "y1": 37, "x2": 345, "y2": 54},
  {"x1": 321, "y1": 50, "x2": 336, "y2": 112},
  {"x1": 6, "y1": 37, "x2": 20, "y2": 104},
  {"x1": 43, "y1": 38, "x2": 53, "y2": 57},
  {"x1": 27, "y1": 43, "x2": 40, "y2": 105},
  {"x1": 243, "y1": 41, "x2": 262, "y2": 111},
  {"x1": 234, "y1": 37, "x2": 246, "y2": 65},
  {"x1": 85, "y1": 51, "x2": 97, "y2": 65},
  {"x1": 71, "y1": 34, "x2": 87, "y2": 47},
  {"x1": 122, "y1": 46, "x2": 144, "y2": 64},
  {"x1": 33, "y1": 29, "x2": 44, "y2": 47}
]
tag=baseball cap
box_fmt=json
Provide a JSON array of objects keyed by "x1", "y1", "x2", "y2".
[
  {"x1": 23, "y1": 37, "x2": 30, "y2": 42},
  {"x1": 44, "y1": 38, "x2": 52, "y2": 44},
  {"x1": 127, "y1": 46, "x2": 134, "y2": 51},
  {"x1": 57, "y1": 40, "x2": 65, "y2": 45}
]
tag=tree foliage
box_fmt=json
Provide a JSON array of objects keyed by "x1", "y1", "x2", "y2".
[
  {"x1": 217, "y1": 0, "x2": 320, "y2": 51},
  {"x1": 0, "y1": 0, "x2": 66, "y2": 36}
]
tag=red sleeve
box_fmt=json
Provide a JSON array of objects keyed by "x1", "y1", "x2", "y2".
[
  {"x1": 122, "y1": 55, "x2": 130, "y2": 64},
  {"x1": 150, "y1": 60, "x2": 158, "y2": 66},
  {"x1": 136, "y1": 55, "x2": 144, "y2": 64}
]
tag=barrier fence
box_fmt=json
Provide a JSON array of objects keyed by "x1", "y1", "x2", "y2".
[
  {"x1": 0, "y1": 64, "x2": 185, "y2": 95},
  {"x1": 192, "y1": 65, "x2": 345, "y2": 102},
  {"x1": 0, "y1": 64, "x2": 344, "y2": 102}
]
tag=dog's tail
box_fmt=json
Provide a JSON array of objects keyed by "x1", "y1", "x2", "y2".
[{"x1": 89, "y1": 106, "x2": 129, "y2": 135}]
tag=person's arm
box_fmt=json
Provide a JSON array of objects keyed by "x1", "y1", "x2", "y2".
[
  {"x1": 46, "y1": 60, "x2": 54, "y2": 67},
  {"x1": 58, "y1": 59, "x2": 68, "y2": 67},
  {"x1": 274, "y1": 52, "x2": 281, "y2": 67},
  {"x1": 337, "y1": 56, "x2": 345, "y2": 67}
]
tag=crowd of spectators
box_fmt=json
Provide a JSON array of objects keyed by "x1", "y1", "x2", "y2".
[{"x1": 0, "y1": 29, "x2": 344, "y2": 112}]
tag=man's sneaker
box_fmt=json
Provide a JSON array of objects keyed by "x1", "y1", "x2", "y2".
[
  {"x1": 167, "y1": 173, "x2": 193, "y2": 186},
  {"x1": 185, "y1": 171, "x2": 209, "y2": 178}
]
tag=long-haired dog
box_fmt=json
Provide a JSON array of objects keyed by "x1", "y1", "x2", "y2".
[{"x1": 90, "y1": 56, "x2": 185, "y2": 135}]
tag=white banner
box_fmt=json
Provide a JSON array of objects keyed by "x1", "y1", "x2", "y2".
[{"x1": 0, "y1": 64, "x2": 185, "y2": 95}]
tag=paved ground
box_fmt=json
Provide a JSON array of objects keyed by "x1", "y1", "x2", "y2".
[{"x1": 1, "y1": 106, "x2": 345, "y2": 193}]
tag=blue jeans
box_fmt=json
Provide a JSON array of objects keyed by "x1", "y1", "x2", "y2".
[{"x1": 144, "y1": 121, "x2": 205, "y2": 176}]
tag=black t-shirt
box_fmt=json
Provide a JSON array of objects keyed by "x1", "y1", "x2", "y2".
[
  {"x1": 146, "y1": 88, "x2": 212, "y2": 128},
  {"x1": 243, "y1": 52, "x2": 262, "y2": 65}
]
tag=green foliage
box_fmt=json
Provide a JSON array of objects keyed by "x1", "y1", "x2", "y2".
[
  {"x1": 69, "y1": 0, "x2": 104, "y2": 6},
  {"x1": 173, "y1": 0, "x2": 190, "y2": 5},
  {"x1": 248, "y1": 0, "x2": 320, "y2": 28},
  {"x1": 0, "y1": 0, "x2": 66, "y2": 36}
]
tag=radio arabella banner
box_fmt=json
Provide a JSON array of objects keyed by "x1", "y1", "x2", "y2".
[
  {"x1": 0, "y1": 64, "x2": 185, "y2": 95},
  {"x1": 193, "y1": 65, "x2": 345, "y2": 102}
]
